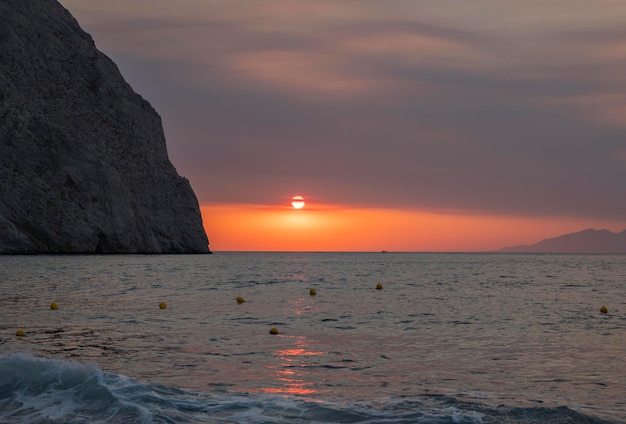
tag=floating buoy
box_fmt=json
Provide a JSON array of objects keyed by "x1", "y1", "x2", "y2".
[
  {"x1": 159, "y1": 302, "x2": 167, "y2": 309},
  {"x1": 269, "y1": 327, "x2": 279, "y2": 335},
  {"x1": 50, "y1": 302, "x2": 58, "y2": 310},
  {"x1": 309, "y1": 288, "x2": 317, "y2": 296},
  {"x1": 15, "y1": 329, "x2": 25, "y2": 337},
  {"x1": 600, "y1": 305, "x2": 608, "y2": 314},
  {"x1": 236, "y1": 296, "x2": 245, "y2": 304},
  {"x1": 376, "y1": 282, "x2": 383, "y2": 290}
]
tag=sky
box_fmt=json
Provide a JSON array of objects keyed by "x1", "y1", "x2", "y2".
[{"x1": 58, "y1": 0, "x2": 626, "y2": 251}]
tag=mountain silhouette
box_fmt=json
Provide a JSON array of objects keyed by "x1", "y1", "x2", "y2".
[{"x1": 499, "y1": 228, "x2": 626, "y2": 253}]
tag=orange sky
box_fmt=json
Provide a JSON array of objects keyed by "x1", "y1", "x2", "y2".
[
  {"x1": 59, "y1": 1, "x2": 626, "y2": 249},
  {"x1": 201, "y1": 199, "x2": 626, "y2": 252}
]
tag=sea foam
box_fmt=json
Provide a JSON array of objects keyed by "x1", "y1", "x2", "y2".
[{"x1": 1, "y1": 354, "x2": 617, "y2": 424}]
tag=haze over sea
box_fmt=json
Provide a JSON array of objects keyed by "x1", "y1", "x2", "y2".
[{"x1": 1, "y1": 253, "x2": 624, "y2": 423}]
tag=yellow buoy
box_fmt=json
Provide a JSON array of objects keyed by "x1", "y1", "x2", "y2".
[
  {"x1": 15, "y1": 329, "x2": 25, "y2": 337},
  {"x1": 236, "y1": 296, "x2": 245, "y2": 304},
  {"x1": 376, "y1": 282, "x2": 383, "y2": 290},
  {"x1": 159, "y1": 302, "x2": 167, "y2": 309},
  {"x1": 600, "y1": 305, "x2": 608, "y2": 314},
  {"x1": 50, "y1": 302, "x2": 58, "y2": 310},
  {"x1": 309, "y1": 288, "x2": 317, "y2": 296},
  {"x1": 269, "y1": 327, "x2": 279, "y2": 335}
]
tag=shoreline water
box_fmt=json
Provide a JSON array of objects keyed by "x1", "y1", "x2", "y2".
[{"x1": 1, "y1": 253, "x2": 624, "y2": 423}]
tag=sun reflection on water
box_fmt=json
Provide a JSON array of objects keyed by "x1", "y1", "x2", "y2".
[{"x1": 263, "y1": 336, "x2": 324, "y2": 396}]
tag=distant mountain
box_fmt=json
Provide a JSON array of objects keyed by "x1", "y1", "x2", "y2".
[{"x1": 499, "y1": 228, "x2": 626, "y2": 253}]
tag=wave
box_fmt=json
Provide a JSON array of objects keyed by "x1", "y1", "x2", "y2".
[{"x1": 0, "y1": 354, "x2": 618, "y2": 424}]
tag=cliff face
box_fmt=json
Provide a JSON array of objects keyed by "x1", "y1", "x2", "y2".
[{"x1": 0, "y1": 0, "x2": 210, "y2": 253}]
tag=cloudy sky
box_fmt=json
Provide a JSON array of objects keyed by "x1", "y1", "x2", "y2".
[{"x1": 59, "y1": 1, "x2": 626, "y2": 251}]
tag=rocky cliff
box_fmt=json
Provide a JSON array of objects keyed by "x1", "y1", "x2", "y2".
[{"x1": 0, "y1": 0, "x2": 210, "y2": 253}]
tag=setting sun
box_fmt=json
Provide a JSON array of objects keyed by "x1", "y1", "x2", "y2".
[
  {"x1": 291, "y1": 195, "x2": 305, "y2": 209},
  {"x1": 200, "y1": 202, "x2": 626, "y2": 252}
]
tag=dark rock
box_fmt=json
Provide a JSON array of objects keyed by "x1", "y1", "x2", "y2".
[{"x1": 0, "y1": 0, "x2": 209, "y2": 253}]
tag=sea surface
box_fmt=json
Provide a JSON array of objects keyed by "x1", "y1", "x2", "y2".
[{"x1": 0, "y1": 252, "x2": 624, "y2": 423}]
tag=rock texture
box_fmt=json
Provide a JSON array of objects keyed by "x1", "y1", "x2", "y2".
[
  {"x1": 0, "y1": 0, "x2": 210, "y2": 253},
  {"x1": 499, "y1": 228, "x2": 626, "y2": 253}
]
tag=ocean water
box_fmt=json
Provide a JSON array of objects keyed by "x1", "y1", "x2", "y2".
[{"x1": 0, "y1": 252, "x2": 624, "y2": 423}]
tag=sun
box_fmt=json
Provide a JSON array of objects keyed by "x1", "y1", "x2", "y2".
[{"x1": 291, "y1": 195, "x2": 305, "y2": 209}]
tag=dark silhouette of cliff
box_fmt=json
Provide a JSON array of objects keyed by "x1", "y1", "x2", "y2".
[{"x1": 0, "y1": 0, "x2": 210, "y2": 253}]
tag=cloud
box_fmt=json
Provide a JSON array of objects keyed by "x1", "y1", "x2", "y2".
[{"x1": 58, "y1": 0, "x2": 626, "y2": 224}]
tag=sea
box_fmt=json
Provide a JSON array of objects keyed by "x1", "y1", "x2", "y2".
[{"x1": 0, "y1": 252, "x2": 624, "y2": 423}]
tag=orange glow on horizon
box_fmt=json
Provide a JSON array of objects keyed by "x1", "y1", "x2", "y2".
[{"x1": 201, "y1": 202, "x2": 626, "y2": 252}]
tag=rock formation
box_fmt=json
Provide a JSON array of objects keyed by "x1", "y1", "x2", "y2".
[
  {"x1": 0, "y1": 0, "x2": 210, "y2": 253},
  {"x1": 499, "y1": 228, "x2": 626, "y2": 253}
]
